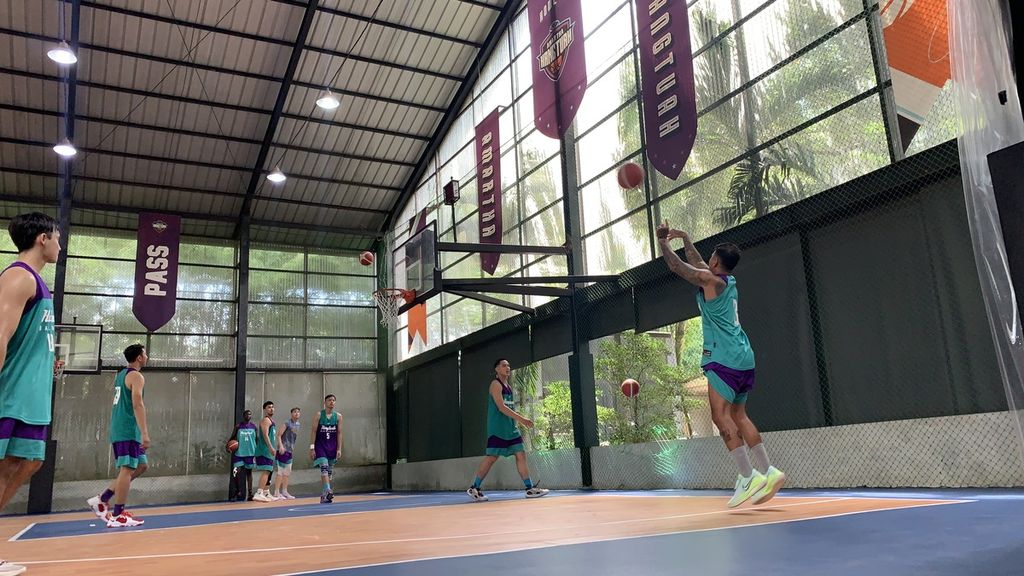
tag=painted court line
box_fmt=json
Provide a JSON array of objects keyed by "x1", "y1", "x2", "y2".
[
  {"x1": 273, "y1": 499, "x2": 970, "y2": 576},
  {"x1": 7, "y1": 522, "x2": 35, "y2": 542},
  {"x1": 20, "y1": 497, "x2": 884, "y2": 566},
  {"x1": 11, "y1": 497, "x2": 460, "y2": 542}
]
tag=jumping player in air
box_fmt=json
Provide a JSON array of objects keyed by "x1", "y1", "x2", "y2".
[{"x1": 657, "y1": 221, "x2": 786, "y2": 507}]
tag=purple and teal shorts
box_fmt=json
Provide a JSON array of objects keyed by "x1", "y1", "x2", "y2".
[
  {"x1": 232, "y1": 455, "x2": 255, "y2": 469},
  {"x1": 112, "y1": 440, "x2": 144, "y2": 469},
  {"x1": 0, "y1": 417, "x2": 48, "y2": 461},
  {"x1": 704, "y1": 362, "x2": 756, "y2": 404},
  {"x1": 485, "y1": 435, "x2": 524, "y2": 457}
]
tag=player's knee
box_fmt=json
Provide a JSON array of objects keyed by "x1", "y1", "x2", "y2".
[
  {"x1": 135, "y1": 463, "x2": 148, "y2": 476},
  {"x1": 711, "y1": 411, "x2": 733, "y2": 430}
]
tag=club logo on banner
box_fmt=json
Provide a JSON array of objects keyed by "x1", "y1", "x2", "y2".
[
  {"x1": 476, "y1": 108, "x2": 502, "y2": 275},
  {"x1": 133, "y1": 213, "x2": 180, "y2": 332},
  {"x1": 636, "y1": 0, "x2": 698, "y2": 180},
  {"x1": 528, "y1": 0, "x2": 588, "y2": 139}
]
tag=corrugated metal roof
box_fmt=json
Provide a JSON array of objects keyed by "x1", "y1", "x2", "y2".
[{"x1": 0, "y1": 0, "x2": 512, "y2": 250}]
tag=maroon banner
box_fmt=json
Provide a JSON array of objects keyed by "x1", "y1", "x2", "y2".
[
  {"x1": 133, "y1": 213, "x2": 180, "y2": 332},
  {"x1": 476, "y1": 108, "x2": 502, "y2": 275},
  {"x1": 637, "y1": 0, "x2": 698, "y2": 180},
  {"x1": 528, "y1": 0, "x2": 588, "y2": 139}
]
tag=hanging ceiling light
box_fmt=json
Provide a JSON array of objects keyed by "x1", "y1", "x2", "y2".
[
  {"x1": 52, "y1": 138, "x2": 77, "y2": 157},
  {"x1": 47, "y1": 42, "x2": 77, "y2": 65},
  {"x1": 315, "y1": 90, "x2": 341, "y2": 110},
  {"x1": 266, "y1": 167, "x2": 286, "y2": 183}
]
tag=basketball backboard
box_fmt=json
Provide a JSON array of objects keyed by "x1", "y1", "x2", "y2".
[
  {"x1": 55, "y1": 323, "x2": 102, "y2": 373},
  {"x1": 393, "y1": 221, "x2": 441, "y2": 314}
]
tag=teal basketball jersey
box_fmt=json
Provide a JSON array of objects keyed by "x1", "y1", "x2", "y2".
[
  {"x1": 109, "y1": 368, "x2": 142, "y2": 443},
  {"x1": 235, "y1": 423, "x2": 257, "y2": 457},
  {"x1": 486, "y1": 380, "x2": 519, "y2": 440},
  {"x1": 256, "y1": 418, "x2": 277, "y2": 458},
  {"x1": 0, "y1": 262, "x2": 56, "y2": 425},
  {"x1": 697, "y1": 275, "x2": 755, "y2": 370}
]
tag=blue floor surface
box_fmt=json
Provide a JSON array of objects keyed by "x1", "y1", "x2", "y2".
[{"x1": 288, "y1": 496, "x2": 1022, "y2": 576}]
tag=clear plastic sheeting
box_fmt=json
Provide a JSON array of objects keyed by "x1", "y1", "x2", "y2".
[{"x1": 948, "y1": 0, "x2": 1024, "y2": 455}]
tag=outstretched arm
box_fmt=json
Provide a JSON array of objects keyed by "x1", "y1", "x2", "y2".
[
  {"x1": 656, "y1": 221, "x2": 721, "y2": 290},
  {"x1": 679, "y1": 232, "x2": 709, "y2": 270}
]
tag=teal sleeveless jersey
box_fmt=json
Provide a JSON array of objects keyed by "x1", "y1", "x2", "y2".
[
  {"x1": 486, "y1": 380, "x2": 520, "y2": 440},
  {"x1": 256, "y1": 418, "x2": 277, "y2": 458},
  {"x1": 109, "y1": 368, "x2": 142, "y2": 442},
  {"x1": 0, "y1": 262, "x2": 56, "y2": 425},
  {"x1": 235, "y1": 422, "x2": 257, "y2": 457},
  {"x1": 697, "y1": 275, "x2": 755, "y2": 370}
]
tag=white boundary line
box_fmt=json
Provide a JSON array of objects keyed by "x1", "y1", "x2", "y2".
[
  {"x1": 17, "y1": 497, "x2": 964, "y2": 567},
  {"x1": 9, "y1": 498, "x2": 457, "y2": 542},
  {"x1": 273, "y1": 499, "x2": 970, "y2": 576},
  {"x1": 7, "y1": 523, "x2": 35, "y2": 543}
]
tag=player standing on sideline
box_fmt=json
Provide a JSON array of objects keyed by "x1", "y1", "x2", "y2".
[
  {"x1": 252, "y1": 401, "x2": 277, "y2": 502},
  {"x1": 310, "y1": 395, "x2": 342, "y2": 503},
  {"x1": 467, "y1": 359, "x2": 549, "y2": 502},
  {"x1": 656, "y1": 221, "x2": 786, "y2": 507},
  {"x1": 273, "y1": 407, "x2": 300, "y2": 500},
  {"x1": 0, "y1": 213, "x2": 60, "y2": 575},
  {"x1": 228, "y1": 409, "x2": 257, "y2": 501}
]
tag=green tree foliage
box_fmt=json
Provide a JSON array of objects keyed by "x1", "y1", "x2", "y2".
[{"x1": 595, "y1": 332, "x2": 705, "y2": 444}]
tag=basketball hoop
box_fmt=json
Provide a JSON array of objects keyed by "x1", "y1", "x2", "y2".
[
  {"x1": 373, "y1": 288, "x2": 415, "y2": 326},
  {"x1": 54, "y1": 343, "x2": 69, "y2": 385}
]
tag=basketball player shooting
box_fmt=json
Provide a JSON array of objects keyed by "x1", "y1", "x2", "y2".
[{"x1": 656, "y1": 221, "x2": 786, "y2": 508}]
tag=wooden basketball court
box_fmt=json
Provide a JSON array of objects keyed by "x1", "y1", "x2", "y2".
[{"x1": 0, "y1": 491, "x2": 968, "y2": 575}]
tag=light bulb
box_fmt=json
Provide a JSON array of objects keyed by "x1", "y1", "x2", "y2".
[
  {"x1": 47, "y1": 42, "x2": 77, "y2": 65},
  {"x1": 316, "y1": 91, "x2": 341, "y2": 110},
  {"x1": 53, "y1": 139, "x2": 77, "y2": 157},
  {"x1": 266, "y1": 168, "x2": 286, "y2": 183}
]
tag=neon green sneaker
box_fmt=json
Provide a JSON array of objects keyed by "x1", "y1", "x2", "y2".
[
  {"x1": 752, "y1": 466, "x2": 787, "y2": 505},
  {"x1": 727, "y1": 471, "x2": 767, "y2": 508}
]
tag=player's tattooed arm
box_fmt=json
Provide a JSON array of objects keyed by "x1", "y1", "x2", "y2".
[{"x1": 680, "y1": 233, "x2": 709, "y2": 270}]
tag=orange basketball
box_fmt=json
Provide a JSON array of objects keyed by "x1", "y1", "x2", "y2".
[
  {"x1": 621, "y1": 378, "x2": 640, "y2": 398},
  {"x1": 359, "y1": 251, "x2": 374, "y2": 266},
  {"x1": 617, "y1": 162, "x2": 644, "y2": 189},
  {"x1": 226, "y1": 439, "x2": 239, "y2": 453}
]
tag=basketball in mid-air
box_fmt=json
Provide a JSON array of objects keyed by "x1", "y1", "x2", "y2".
[
  {"x1": 617, "y1": 162, "x2": 644, "y2": 189},
  {"x1": 359, "y1": 251, "x2": 375, "y2": 266},
  {"x1": 621, "y1": 378, "x2": 640, "y2": 398}
]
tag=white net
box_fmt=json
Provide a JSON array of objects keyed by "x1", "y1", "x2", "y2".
[{"x1": 373, "y1": 289, "x2": 413, "y2": 327}]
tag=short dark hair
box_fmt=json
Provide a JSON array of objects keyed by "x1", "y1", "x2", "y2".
[
  {"x1": 713, "y1": 243, "x2": 741, "y2": 271},
  {"x1": 494, "y1": 358, "x2": 509, "y2": 369},
  {"x1": 123, "y1": 343, "x2": 145, "y2": 363},
  {"x1": 263, "y1": 400, "x2": 274, "y2": 409},
  {"x1": 8, "y1": 212, "x2": 58, "y2": 252},
  {"x1": 291, "y1": 407, "x2": 301, "y2": 413},
  {"x1": 325, "y1": 394, "x2": 336, "y2": 402}
]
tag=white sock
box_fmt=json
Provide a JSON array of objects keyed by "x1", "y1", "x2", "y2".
[
  {"x1": 749, "y1": 443, "x2": 770, "y2": 474},
  {"x1": 730, "y1": 446, "x2": 754, "y2": 478}
]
